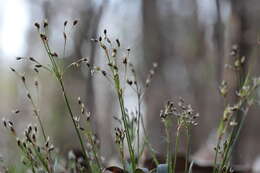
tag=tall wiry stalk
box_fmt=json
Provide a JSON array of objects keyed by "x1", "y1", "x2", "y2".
[{"x1": 34, "y1": 22, "x2": 91, "y2": 172}]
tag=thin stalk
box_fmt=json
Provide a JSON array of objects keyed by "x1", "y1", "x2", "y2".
[
  {"x1": 213, "y1": 136, "x2": 222, "y2": 173},
  {"x1": 137, "y1": 91, "x2": 141, "y2": 159},
  {"x1": 184, "y1": 127, "x2": 191, "y2": 173},
  {"x1": 102, "y1": 46, "x2": 136, "y2": 171},
  {"x1": 173, "y1": 127, "x2": 180, "y2": 173},
  {"x1": 117, "y1": 92, "x2": 136, "y2": 171},
  {"x1": 58, "y1": 79, "x2": 91, "y2": 171},
  {"x1": 138, "y1": 108, "x2": 159, "y2": 166},
  {"x1": 165, "y1": 121, "x2": 172, "y2": 173},
  {"x1": 85, "y1": 130, "x2": 102, "y2": 171}
]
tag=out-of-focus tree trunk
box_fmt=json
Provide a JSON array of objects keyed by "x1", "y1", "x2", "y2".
[
  {"x1": 224, "y1": 0, "x2": 251, "y2": 165},
  {"x1": 142, "y1": 0, "x2": 169, "y2": 159}
]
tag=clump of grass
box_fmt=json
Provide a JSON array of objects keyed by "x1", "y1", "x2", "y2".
[
  {"x1": 2, "y1": 19, "x2": 260, "y2": 173},
  {"x1": 213, "y1": 45, "x2": 260, "y2": 173},
  {"x1": 160, "y1": 98, "x2": 198, "y2": 173}
]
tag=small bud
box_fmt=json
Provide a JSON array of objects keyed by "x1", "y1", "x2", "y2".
[
  {"x1": 104, "y1": 29, "x2": 107, "y2": 35},
  {"x1": 99, "y1": 37, "x2": 102, "y2": 42},
  {"x1": 16, "y1": 57, "x2": 22, "y2": 60}
]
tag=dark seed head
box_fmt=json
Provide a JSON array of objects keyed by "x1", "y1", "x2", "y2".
[
  {"x1": 35, "y1": 64, "x2": 42, "y2": 68},
  {"x1": 34, "y1": 22, "x2": 40, "y2": 29},
  {"x1": 116, "y1": 39, "x2": 120, "y2": 47},
  {"x1": 64, "y1": 21, "x2": 68, "y2": 26},
  {"x1": 10, "y1": 67, "x2": 16, "y2": 72},
  {"x1": 43, "y1": 19, "x2": 48, "y2": 28},
  {"x1": 73, "y1": 20, "x2": 78, "y2": 26}
]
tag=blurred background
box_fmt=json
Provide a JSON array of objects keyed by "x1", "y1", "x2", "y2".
[{"x1": 1, "y1": 0, "x2": 260, "y2": 170}]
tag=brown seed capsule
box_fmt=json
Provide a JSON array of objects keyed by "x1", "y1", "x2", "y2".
[
  {"x1": 10, "y1": 67, "x2": 16, "y2": 72},
  {"x1": 73, "y1": 20, "x2": 78, "y2": 26},
  {"x1": 17, "y1": 138, "x2": 21, "y2": 147},
  {"x1": 64, "y1": 21, "x2": 68, "y2": 26},
  {"x1": 2, "y1": 119, "x2": 7, "y2": 128},
  {"x1": 123, "y1": 58, "x2": 127, "y2": 64},
  {"x1": 35, "y1": 64, "x2": 42, "y2": 68},
  {"x1": 29, "y1": 57, "x2": 36, "y2": 62},
  {"x1": 43, "y1": 19, "x2": 48, "y2": 28},
  {"x1": 21, "y1": 76, "x2": 25, "y2": 83},
  {"x1": 127, "y1": 79, "x2": 133, "y2": 85},
  {"x1": 34, "y1": 22, "x2": 40, "y2": 29},
  {"x1": 48, "y1": 145, "x2": 55, "y2": 152},
  {"x1": 40, "y1": 34, "x2": 47, "y2": 41},
  {"x1": 34, "y1": 80, "x2": 38, "y2": 87},
  {"x1": 8, "y1": 121, "x2": 13, "y2": 127},
  {"x1": 13, "y1": 109, "x2": 20, "y2": 114},
  {"x1": 32, "y1": 133, "x2": 36, "y2": 142},
  {"x1": 23, "y1": 142, "x2": 27, "y2": 148},
  {"x1": 27, "y1": 93, "x2": 32, "y2": 100},
  {"x1": 77, "y1": 97, "x2": 82, "y2": 105},
  {"x1": 102, "y1": 70, "x2": 107, "y2": 76},
  {"x1": 116, "y1": 39, "x2": 120, "y2": 47},
  {"x1": 52, "y1": 52, "x2": 58, "y2": 57},
  {"x1": 34, "y1": 68, "x2": 39, "y2": 73},
  {"x1": 63, "y1": 32, "x2": 67, "y2": 40}
]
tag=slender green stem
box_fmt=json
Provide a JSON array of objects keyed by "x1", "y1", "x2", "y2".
[
  {"x1": 117, "y1": 92, "x2": 136, "y2": 171},
  {"x1": 137, "y1": 91, "x2": 141, "y2": 160},
  {"x1": 165, "y1": 122, "x2": 172, "y2": 173},
  {"x1": 58, "y1": 79, "x2": 91, "y2": 171},
  {"x1": 173, "y1": 127, "x2": 180, "y2": 173},
  {"x1": 86, "y1": 130, "x2": 102, "y2": 171},
  {"x1": 213, "y1": 136, "x2": 221, "y2": 173},
  {"x1": 184, "y1": 128, "x2": 191, "y2": 173}
]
